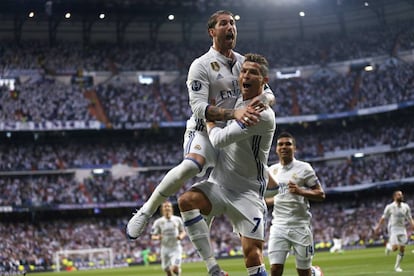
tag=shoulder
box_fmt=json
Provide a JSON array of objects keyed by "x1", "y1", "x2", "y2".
[
  {"x1": 268, "y1": 163, "x2": 281, "y2": 174},
  {"x1": 173, "y1": 215, "x2": 183, "y2": 221},
  {"x1": 234, "y1": 51, "x2": 245, "y2": 62},
  {"x1": 191, "y1": 48, "x2": 215, "y2": 66},
  {"x1": 293, "y1": 159, "x2": 313, "y2": 170},
  {"x1": 260, "y1": 107, "x2": 276, "y2": 122},
  {"x1": 385, "y1": 203, "x2": 394, "y2": 209}
]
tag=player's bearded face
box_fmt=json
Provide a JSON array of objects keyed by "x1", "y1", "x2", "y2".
[{"x1": 214, "y1": 15, "x2": 237, "y2": 50}]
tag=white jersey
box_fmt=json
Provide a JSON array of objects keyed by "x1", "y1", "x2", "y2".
[
  {"x1": 207, "y1": 99, "x2": 276, "y2": 197},
  {"x1": 269, "y1": 159, "x2": 320, "y2": 227},
  {"x1": 186, "y1": 47, "x2": 274, "y2": 132},
  {"x1": 151, "y1": 215, "x2": 184, "y2": 250},
  {"x1": 382, "y1": 201, "x2": 412, "y2": 234},
  {"x1": 187, "y1": 47, "x2": 243, "y2": 131}
]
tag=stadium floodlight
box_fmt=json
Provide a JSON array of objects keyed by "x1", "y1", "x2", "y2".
[
  {"x1": 138, "y1": 75, "x2": 154, "y2": 85},
  {"x1": 353, "y1": 152, "x2": 364, "y2": 158},
  {"x1": 92, "y1": 168, "x2": 105, "y2": 174},
  {"x1": 364, "y1": 65, "x2": 374, "y2": 72},
  {"x1": 276, "y1": 69, "x2": 301, "y2": 79}
]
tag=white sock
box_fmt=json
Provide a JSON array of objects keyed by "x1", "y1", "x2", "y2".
[
  {"x1": 386, "y1": 243, "x2": 392, "y2": 250},
  {"x1": 181, "y1": 209, "x2": 216, "y2": 271},
  {"x1": 143, "y1": 159, "x2": 200, "y2": 215},
  {"x1": 247, "y1": 264, "x2": 267, "y2": 275},
  {"x1": 395, "y1": 252, "x2": 403, "y2": 268}
]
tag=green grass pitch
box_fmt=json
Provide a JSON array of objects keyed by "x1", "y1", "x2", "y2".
[{"x1": 29, "y1": 247, "x2": 414, "y2": 275}]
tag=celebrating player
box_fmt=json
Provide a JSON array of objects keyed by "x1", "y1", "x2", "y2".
[
  {"x1": 178, "y1": 53, "x2": 275, "y2": 276},
  {"x1": 151, "y1": 201, "x2": 186, "y2": 276},
  {"x1": 127, "y1": 10, "x2": 275, "y2": 239},
  {"x1": 374, "y1": 190, "x2": 414, "y2": 272},
  {"x1": 265, "y1": 132, "x2": 325, "y2": 276}
]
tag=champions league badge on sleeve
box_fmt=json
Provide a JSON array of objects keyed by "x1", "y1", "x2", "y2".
[{"x1": 191, "y1": 80, "x2": 202, "y2": 92}]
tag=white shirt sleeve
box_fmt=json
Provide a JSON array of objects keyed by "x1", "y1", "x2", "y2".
[
  {"x1": 187, "y1": 58, "x2": 210, "y2": 120},
  {"x1": 209, "y1": 110, "x2": 273, "y2": 148}
]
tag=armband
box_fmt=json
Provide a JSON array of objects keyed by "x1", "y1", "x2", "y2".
[{"x1": 264, "y1": 186, "x2": 279, "y2": 198}]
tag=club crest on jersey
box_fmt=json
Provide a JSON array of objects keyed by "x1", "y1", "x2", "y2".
[
  {"x1": 194, "y1": 144, "x2": 202, "y2": 150},
  {"x1": 191, "y1": 80, "x2": 202, "y2": 92},
  {"x1": 210, "y1": 62, "x2": 220, "y2": 71}
]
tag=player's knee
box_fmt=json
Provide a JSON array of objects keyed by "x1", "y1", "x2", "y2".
[
  {"x1": 178, "y1": 188, "x2": 211, "y2": 213},
  {"x1": 295, "y1": 258, "x2": 312, "y2": 270},
  {"x1": 171, "y1": 265, "x2": 179, "y2": 274},
  {"x1": 271, "y1": 264, "x2": 284, "y2": 276},
  {"x1": 243, "y1": 246, "x2": 263, "y2": 266},
  {"x1": 177, "y1": 192, "x2": 192, "y2": 211},
  {"x1": 178, "y1": 190, "x2": 199, "y2": 211}
]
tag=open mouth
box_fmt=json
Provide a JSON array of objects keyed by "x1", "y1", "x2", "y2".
[
  {"x1": 226, "y1": 33, "x2": 234, "y2": 40},
  {"x1": 242, "y1": 83, "x2": 251, "y2": 88}
]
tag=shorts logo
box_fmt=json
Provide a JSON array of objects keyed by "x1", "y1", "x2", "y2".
[
  {"x1": 210, "y1": 62, "x2": 220, "y2": 71},
  {"x1": 191, "y1": 80, "x2": 202, "y2": 92},
  {"x1": 194, "y1": 144, "x2": 202, "y2": 150}
]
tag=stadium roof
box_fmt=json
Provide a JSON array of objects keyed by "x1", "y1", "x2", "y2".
[{"x1": 0, "y1": 0, "x2": 412, "y2": 44}]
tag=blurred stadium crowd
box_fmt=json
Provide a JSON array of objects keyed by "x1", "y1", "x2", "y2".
[{"x1": 0, "y1": 14, "x2": 413, "y2": 274}]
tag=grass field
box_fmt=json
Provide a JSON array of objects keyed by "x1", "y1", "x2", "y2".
[{"x1": 28, "y1": 247, "x2": 414, "y2": 275}]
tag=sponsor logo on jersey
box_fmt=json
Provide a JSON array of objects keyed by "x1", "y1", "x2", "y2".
[
  {"x1": 210, "y1": 61, "x2": 220, "y2": 71},
  {"x1": 216, "y1": 73, "x2": 223, "y2": 80},
  {"x1": 191, "y1": 80, "x2": 202, "y2": 91}
]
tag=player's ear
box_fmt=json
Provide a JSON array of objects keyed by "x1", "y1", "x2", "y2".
[{"x1": 208, "y1": 28, "x2": 215, "y2": 38}]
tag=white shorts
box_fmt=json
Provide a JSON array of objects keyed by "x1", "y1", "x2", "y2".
[
  {"x1": 268, "y1": 225, "x2": 314, "y2": 269},
  {"x1": 160, "y1": 246, "x2": 182, "y2": 270},
  {"x1": 183, "y1": 129, "x2": 218, "y2": 177},
  {"x1": 389, "y1": 229, "x2": 408, "y2": 246},
  {"x1": 193, "y1": 180, "x2": 267, "y2": 241}
]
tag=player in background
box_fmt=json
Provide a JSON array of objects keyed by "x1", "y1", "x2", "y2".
[
  {"x1": 178, "y1": 53, "x2": 275, "y2": 276},
  {"x1": 127, "y1": 10, "x2": 275, "y2": 239},
  {"x1": 265, "y1": 132, "x2": 325, "y2": 276},
  {"x1": 329, "y1": 228, "x2": 344, "y2": 254},
  {"x1": 374, "y1": 190, "x2": 414, "y2": 272},
  {"x1": 151, "y1": 201, "x2": 186, "y2": 276}
]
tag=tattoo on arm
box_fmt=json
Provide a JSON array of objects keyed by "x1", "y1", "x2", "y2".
[{"x1": 206, "y1": 106, "x2": 234, "y2": 121}]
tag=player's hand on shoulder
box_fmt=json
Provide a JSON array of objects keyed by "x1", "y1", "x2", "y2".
[
  {"x1": 235, "y1": 106, "x2": 260, "y2": 126},
  {"x1": 249, "y1": 94, "x2": 270, "y2": 112}
]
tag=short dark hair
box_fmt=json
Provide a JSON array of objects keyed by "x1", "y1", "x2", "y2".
[
  {"x1": 244, "y1": 53, "x2": 269, "y2": 78},
  {"x1": 277, "y1": 131, "x2": 296, "y2": 145},
  {"x1": 207, "y1": 10, "x2": 234, "y2": 30}
]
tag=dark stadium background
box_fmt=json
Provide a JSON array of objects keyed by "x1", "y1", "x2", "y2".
[{"x1": 0, "y1": 0, "x2": 413, "y2": 274}]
